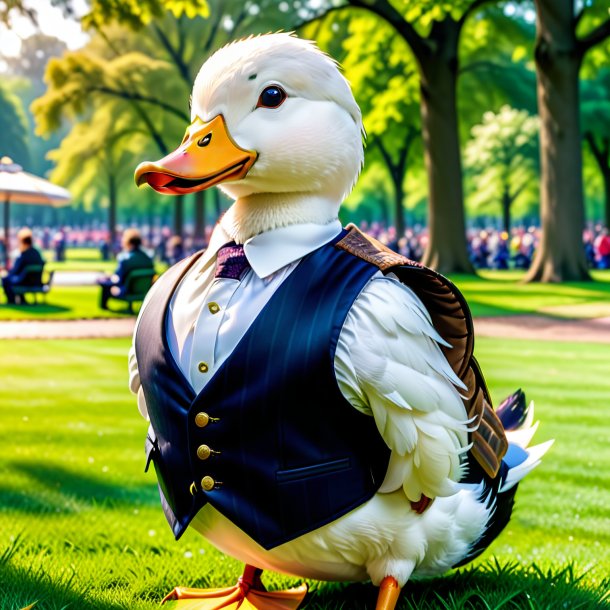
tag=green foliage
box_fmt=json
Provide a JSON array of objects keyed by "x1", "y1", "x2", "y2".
[
  {"x1": 32, "y1": 49, "x2": 185, "y2": 138},
  {"x1": 0, "y1": 81, "x2": 30, "y2": 165},
  {"x1": 82, "y1": 0, "x2": 209, "y2": 30},
  {"x1": 464, "y1": 106, "x2": 539, "y2": 222}
]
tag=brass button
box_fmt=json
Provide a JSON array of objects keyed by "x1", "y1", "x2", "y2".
[
  {"x1": 197, "y1": 444, "x2": 211, "y2": 460},
  {"x1": 194, "y1": 412, "x2": 210, "y2": 428},
  {"x1": 208, "y1": 302, "x2": 220, "y2": 314},
  {"x1": 201, "y1": 475, "x2": 215, "y2": 491},
  {"x1": 198, "y1": 362, "x2": 209, "y2": 373}
]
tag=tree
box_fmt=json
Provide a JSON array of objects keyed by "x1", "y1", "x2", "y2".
[
  {"x1": 306, "y1": 0, "x2": 526, "y2": 274},
  {"x1": 340, "y1": 14, "x2": 421, "y2": 238},
  {"x1": 33, "y1": 0, "x2": 302, "y2": 238},
  {"x1": 0, "y1": 83, "x2": 29, "y2": 166},
  {"x1": 527, "y1": 0, "x2": 610, "y2": 282},
  {"x1": 47, "y1": 105, "x2": 148, "y2": 249},
  {"x1": 464, "y1": 106, "x2": 539, "y2": 233},
  {"x1": 582, "y1": 68, "x2": 610, "y2": 229}
]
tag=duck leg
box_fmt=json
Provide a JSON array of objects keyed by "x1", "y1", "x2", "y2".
[
  {"x1": 375, "y1": 576, "x2": 401, "y2": 610},
  {"x1": 162, "y1": 564, "x2": 308, "y2": 609}
]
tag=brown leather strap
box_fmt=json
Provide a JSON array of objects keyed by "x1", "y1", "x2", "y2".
[{"x1": 336, "y1": 224, "x2": 508, "y2": 478}]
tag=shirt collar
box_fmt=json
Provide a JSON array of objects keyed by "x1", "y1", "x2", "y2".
[
  {"x1": 243, "y1": 220, "x2": 343, "y2": 278},
  {"x1": 195, "y1": 219, "x2": 343, "y2": 279}
]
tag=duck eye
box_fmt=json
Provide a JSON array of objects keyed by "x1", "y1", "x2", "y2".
[{"x1": 257, "y1": 85, "x2": 286, "y2": 109}]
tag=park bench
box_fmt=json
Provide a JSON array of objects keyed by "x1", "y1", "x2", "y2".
[
  {"x1": 12, "y1": 265, "x2": 55, "y2": 304},
  {"x1": 108, "y1": 268, "x2": 156, "y2": 313}
]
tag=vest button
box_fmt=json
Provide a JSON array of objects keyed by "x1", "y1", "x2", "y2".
[
  {"x1": 197, "y1": 444, "x2": 211, "y2": 460},
  {"x1": 194, "y1": 412, "x2": 210, "y2": 428},
  {"x1": 201, "y1": 475, "x2": 215, "y2": 491},
  {"x1": 208, "y1": 302, "x2": 220, "y2": 314},
  {"x1": 198, "y1": 362, "x2": 209, "y2": 373}
]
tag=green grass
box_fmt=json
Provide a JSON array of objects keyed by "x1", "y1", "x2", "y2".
[
  {"x1": 0, "y1": 247, "x2": 167, "y2": 319},
  {"x1": 42, "y1": 248, "x2": 120, "y2": 274},
  {"x1": 1, "y1": 337, "x2": 609, "y2": 608},
  {"x1": 0, "y1": 286, "x2": 139, "y2": 320},
  {"x1": 2, "y1": 264, "x2": 609, "y2": 322},
  {"x1": 450, "y1": 270, "x2": 610, "y2": 318}
]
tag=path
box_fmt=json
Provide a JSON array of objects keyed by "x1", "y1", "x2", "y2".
[{"x1": 1, "y1": 315, "x2": 610, "y2": 342}]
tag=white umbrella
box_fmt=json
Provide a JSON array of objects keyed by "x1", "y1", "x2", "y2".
[{"x1": 0, "y1": 156, "x2": 71, "y2": 254}]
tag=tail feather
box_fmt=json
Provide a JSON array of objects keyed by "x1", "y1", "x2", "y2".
[
  {"x1": 499, "y1": 439, "x2": 554, "y2": 493},
  {"x1": 496, "y1": 389, "x2": 528, "y2": 430},
  {"x1": 498, "y1": 393, "x2": 553, "y2": 492}
]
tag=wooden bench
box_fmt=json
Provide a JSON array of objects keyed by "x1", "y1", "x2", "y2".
[
  {"x1": 107, "y1": 268, "x2": 156, "y2": 313},
  {"x1": 12, "y1": 265, "x2": 55, "y2": 304}
]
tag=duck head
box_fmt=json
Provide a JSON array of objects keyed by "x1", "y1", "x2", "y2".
[{"x1": 135, "y1": 33, "x2": 364, "y2": 243}]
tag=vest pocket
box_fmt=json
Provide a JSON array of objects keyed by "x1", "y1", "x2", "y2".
[{"x1": 276, "y1": 457, "x2": 350, "y2": 483}]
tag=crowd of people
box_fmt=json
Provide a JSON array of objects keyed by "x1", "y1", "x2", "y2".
[
  {"x1": 2, "y1": 221, "x2": 610, "y2": 307},
  {"x1": 362, "y1": 222, "x2": 610, "y2": 271}
]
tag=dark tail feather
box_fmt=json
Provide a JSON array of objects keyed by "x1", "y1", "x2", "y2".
[{"x1": 496, "y1": 389, "x2": 527, "y2": 431}]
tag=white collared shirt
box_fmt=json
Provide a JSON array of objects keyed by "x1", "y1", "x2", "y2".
[{"x1": 167, "y1": 221, "x2": 343, "y2": 393}]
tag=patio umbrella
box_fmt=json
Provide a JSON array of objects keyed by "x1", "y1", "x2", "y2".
[{"x1": 0, "y1": 156, "x2": 71, "y2": 256}]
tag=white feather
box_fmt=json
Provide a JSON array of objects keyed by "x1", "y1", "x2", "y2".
[
  {"x1": 337, "y1": 274, "x2": 470, "y2": 505},
  {"x1": 500, "y1": 440, "x2": 554, "y2": 492}
]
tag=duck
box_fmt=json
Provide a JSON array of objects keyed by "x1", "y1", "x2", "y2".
[{"x1": 131, "y1": 32, "x2": 551, "y2": 610}]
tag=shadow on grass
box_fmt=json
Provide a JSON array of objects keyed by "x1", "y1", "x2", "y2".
[
  {"x1": 0, "y1": 537, "x2": 132, "y2": 610},
  {"x1": 306, "y1": 561, "x2": 610, "y2": 609},
  {"x1": 3, "y1": 461, "x2": 158, "y2": 514},
  {"x1": 0, "y1": 303, "x2": 71, "y2": 315}
]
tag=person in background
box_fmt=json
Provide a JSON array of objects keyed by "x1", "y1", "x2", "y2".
[
  {"x1": 1, "y1": 228, "x2": 45, "y2": 304},
  {"x1": 97, "y1": 229, "x2": 154, "y2": 310},
  {"x1": 167, "y1": 235, "x2": 185, "y2": 265}
]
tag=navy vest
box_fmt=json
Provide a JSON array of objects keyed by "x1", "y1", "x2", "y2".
[{"x1": 135, "y1": 233, "x2": 391, "y2": 549}]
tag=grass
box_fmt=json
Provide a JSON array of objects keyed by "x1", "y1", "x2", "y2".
[
  {"x1": 0, "y1": 248, "x2": 167, "y2": 320},
  {"x1": 41, "y1": 248, "x2": 120, "y2": 274},
  {"x1": 451, "y1": 270, "x2": 610, "y2": 318},
  {"x1": 2, "y1": 250, "x2": 609, "y2": 321},
  {"x1": 1, "y1": 337, "x2": 609, "y2": 608},
  {"x1": 0, "y1": 286, "x2": 139, "y2": 320}
]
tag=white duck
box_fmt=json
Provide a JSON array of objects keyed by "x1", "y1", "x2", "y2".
[{"x1": 131, "y1": 33, "x2": 551, "y2": 610}]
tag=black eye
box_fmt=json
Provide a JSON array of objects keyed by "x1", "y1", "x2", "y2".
[
  {"x1": 257, "y1": 85, "x2": 286, "y2": 109},
  {"x1": 198, "y1": 133, "x2": 212, "y2": 147}
]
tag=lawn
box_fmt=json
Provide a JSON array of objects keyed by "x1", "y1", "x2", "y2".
[
  {"x1": 1, "y1": 266, "x2": 609, "y2": 322},
  {"x1": 452, "y1": 270, "x2": 610, "y2": 318},
  {"x1": 42, "y1": 248, "x2": 120, "y2": 275},
  {"x1": 1, "y1": 338, "x2": 609, "y2": 609}
]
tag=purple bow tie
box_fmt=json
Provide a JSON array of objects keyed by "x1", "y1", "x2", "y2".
[{"x1": 215, "y1": 242, "x2": 251, "y2": 280}]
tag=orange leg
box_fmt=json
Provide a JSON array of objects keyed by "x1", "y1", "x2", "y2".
[
  {"x1": 162, "y1": 564, "x2": 307, "y2": 609},
  {"x1": 375, "y1": 576, "x2": 401, "y2": 610}
]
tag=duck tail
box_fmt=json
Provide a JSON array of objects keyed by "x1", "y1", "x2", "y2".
[
  {"x1": 496, "y1": 393, "x2": 554, "y2": 493},
  {"x1": 455, "y1": 392, "x2": 553, "y2": 567}
]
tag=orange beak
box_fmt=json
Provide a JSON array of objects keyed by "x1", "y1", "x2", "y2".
[{"x1": 134, "y1": 115, "x2": 257, "y2": 195}]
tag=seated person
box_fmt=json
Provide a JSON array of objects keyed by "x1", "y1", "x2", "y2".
[
  {"x1": 97, "y1": 229, "x2": 154, "y2": 309},
  {"x1": 1, "y1": 229, "x2": 45, "y2": 304}
]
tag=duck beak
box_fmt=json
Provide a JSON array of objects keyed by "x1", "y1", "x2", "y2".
[{"x1": 134, "y1": 115, "x2": 257, "y2": 194}]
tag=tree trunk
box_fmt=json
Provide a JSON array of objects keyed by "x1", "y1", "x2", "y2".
[
  {"x1": 604, "y1": 169, "x2": 610, "y2": 230},
  {"x1": 502, "y1": 188, "x2": 511, "y2": 234},
  {"x1": 194, "y1": 190, "x2": 205, "y2": 238},
  {"x1": 212, "y1": 188, "x2": 222, "y2": 219},
  {"x1": 418, "y1": 22, "x2": 475, "y2": 275},
  {"x1": 174, "y1": 194, "x2": 184, "y2": 238},
  {"x1": 393, "y1": 170, "x2": 405, "y2": 239},
  {"x1": 526, "y1": 0, "x2": 590, "y2": 282},
  {"x1": 108, "y1": 173, "x2": 117, "y2": 255}
]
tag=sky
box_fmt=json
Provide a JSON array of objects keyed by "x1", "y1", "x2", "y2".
[{"x1": 0, "y1": 0, "x2": 89, "y2": 58}]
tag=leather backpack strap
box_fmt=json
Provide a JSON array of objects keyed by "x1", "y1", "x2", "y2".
[{"x1": 335, "y1": 224, "x2": 508, "y2": 479}]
